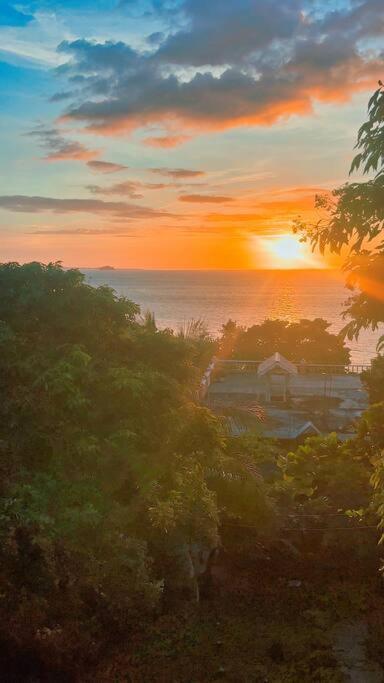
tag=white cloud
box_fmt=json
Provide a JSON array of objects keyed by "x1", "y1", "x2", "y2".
[{"x1": 0, "y1": 10, "x2": 73, "y2": 67}]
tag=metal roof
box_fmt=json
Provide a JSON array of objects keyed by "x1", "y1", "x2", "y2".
[{"x1": 257, "y1": 352, "x2": 298, "y2": 377}]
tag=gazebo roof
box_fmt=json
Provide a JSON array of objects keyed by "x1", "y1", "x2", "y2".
[
  {"x1": 294, "y1": 421, "x2": 321, "y2": 438},
  {"x1": 257, "y1": 352, "x2": 298, "y2": 377}
]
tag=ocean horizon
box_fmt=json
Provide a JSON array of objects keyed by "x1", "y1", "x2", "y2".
[{"x1": 82, "y1": 268, "x2": 382, "y2": 365}]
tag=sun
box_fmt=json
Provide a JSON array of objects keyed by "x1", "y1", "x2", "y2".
[
  {"x1": 255, "y1": 233, "x2": 322, "y2": 269},
  {"x1": 268, "y1": 235, "x2": 304, "y2": 262}
]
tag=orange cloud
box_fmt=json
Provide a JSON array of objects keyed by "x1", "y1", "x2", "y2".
[
  {"x1": 179, "y1": 194, "x2": 233, "y2": 204},
  {"x1": 46, "y1": 147, "x2": 99, "y2": 161},
  {"x1": 142, "y1": 134, "x2": 191, "y2": 148},
  {"x1": 86, "y1": 160, "x2": 128, "y2": 173},
  {"x1": 149, "y1": 168, "x2": 206, "y2": 179},
  {"x1": 206, "y1": 185, "x2": 328, "y2": 232},
  {"x1": 26, "y1": 125, "x2": 100, "y2": 162}
]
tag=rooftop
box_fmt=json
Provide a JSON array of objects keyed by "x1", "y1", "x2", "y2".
[
  {"x1": 205, "y1": 354, "x2": 369, "y2": 441},
  {"x1": 257, "y1": 352, "x2": 298, "y2": 377}
]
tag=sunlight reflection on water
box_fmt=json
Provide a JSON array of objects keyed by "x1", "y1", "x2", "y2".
[
  {"x1": 82, "y1": 269, "x2": 382, "y2": 365},
  {"x1": 265, "y1": 284, "x2": 299, "y2": 320}
]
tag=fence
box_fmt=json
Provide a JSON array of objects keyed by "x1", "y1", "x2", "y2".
[
  {"x1": 199, "y1": 357, "x2": 371, "y2": 400},
  {"x1": 213, "y1": 359, "x2": 371, "y2": 375}
]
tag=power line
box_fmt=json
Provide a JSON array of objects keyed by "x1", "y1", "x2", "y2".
[
  {"x1": 285, "y1": 512, "x2": 368, "y2": 518},
  {"x1": 223, "y1": 523, "x2": 378, "y2": 532},
  {"x1": 281, "y1": 526, "x2": 377, "y2": 532}
]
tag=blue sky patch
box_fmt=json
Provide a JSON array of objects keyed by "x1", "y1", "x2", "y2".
[{"x1": 0, "y1": 2, "x2": 34, "y2": 27}]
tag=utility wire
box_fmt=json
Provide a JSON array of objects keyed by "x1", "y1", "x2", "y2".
[
  {"x1": 223, "y1": 523, "x2": 378, "y2": 532},
  {"x1": 285, "y1": 512, "x2": 368, "y2": 518},
  {"x1": 281, "y1": 526, "x2": 377, "y2": 532}
]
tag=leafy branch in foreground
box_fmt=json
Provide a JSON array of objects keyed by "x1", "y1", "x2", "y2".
[{"x1": 294, "y1": 82, "x2": 384, "y2": 345}]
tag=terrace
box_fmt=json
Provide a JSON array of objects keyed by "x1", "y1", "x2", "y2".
[{"x1": 203, "y1": 353, "x2": 369, "y2": 441}]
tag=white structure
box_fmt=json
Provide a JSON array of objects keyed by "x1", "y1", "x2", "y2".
[
  {"x1": 292, "y1": 421, "x2": 321, "y2": 439},
  {"x1": 257, "y1": 352, "x2": 298, "y2": 403},
  {"x1": 199, "y1": 357, "x2": 217, "y2": 400},
  {"x1": 205, "y1": 352, "x2": 369, "y2": 441}
]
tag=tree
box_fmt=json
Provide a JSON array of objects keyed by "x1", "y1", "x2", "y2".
[
  {"x1": 361, "y1": 355, "x2": 384, "y2": 403},
  {"x1": 223, "y1": 317, "x2": 350, "y2": 364},
  {"x1": 276, "y1": 433, "x2": 376, "y2": 572},
  {"x1": 279, "y1": 433, "x2": 371, "y2": 511},
  {"x1": 293, "y1": 83, "x2": 384, "y2": 574},
  {"x1": 357, "y1": 402, "x2": 384, "y2": 452},
  {"x1": 219, "y1": 319, "x2": 243, "y2": 358},
  {"x1": 0, "y1": 262, "x2": 222, "y2": 673},
  {"x1": 0, "y1": 261, "x2": 274, "y2": 676},
  {"x1": 295, "y1": 82, "x2": 384, "y2": 348}
]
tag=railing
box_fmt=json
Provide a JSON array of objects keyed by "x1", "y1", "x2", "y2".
[
  {"x1": 213, "y1": 359, "x2": 371, "y2": 374},
  {"x1": 199, "y1": 358, "x2": 371, "y2": 397},
  {"x1": 215, "y1": 359, "x2": 262, "y2": 372}
]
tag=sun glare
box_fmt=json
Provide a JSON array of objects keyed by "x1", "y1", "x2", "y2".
[{"x1": 256, "y1": 234, "x2": 321, "y2": 269}]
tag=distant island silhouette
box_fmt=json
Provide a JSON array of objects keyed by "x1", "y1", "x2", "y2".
[{"x1": 98, "y1": 265, "x2": 115, "y2": 270}]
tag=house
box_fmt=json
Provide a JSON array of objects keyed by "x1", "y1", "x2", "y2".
[
  {"x1": 204, "y1": 352, "x2": 369, "y2": 442},
  {"x1": 257, "y1": 351, "x2": 298, "y2": 403}
]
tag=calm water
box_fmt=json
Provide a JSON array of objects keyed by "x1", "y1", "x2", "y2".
[{"x1": 82, "y1": 269, "x2": 381, "y2": 365}]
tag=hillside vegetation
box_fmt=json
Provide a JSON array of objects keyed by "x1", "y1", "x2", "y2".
[{"x1": 2, "y1": 262, "x2": 384, "y2": 681}]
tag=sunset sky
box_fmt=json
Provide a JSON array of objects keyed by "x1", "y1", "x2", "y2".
[{"x1": 0, "y1": 0, "x2": 382, "y2": 269}]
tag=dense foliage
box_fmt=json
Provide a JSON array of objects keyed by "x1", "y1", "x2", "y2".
[
  {"x1": 219, "y1": 317, "x2": 350, "y2": 364},
  {"x1": 295, "y1": 83, "x2": 384, "y2": 579},
  {"x1": 2, "y1": 261, "x2": 384, "y2": 680},
  {"x1": 296, "y1": 83, "x2": 384, "y2": 346},
  {"x1": 362, "y1": 355, "x2": 384, "y2": 404},
  {"x1": 0, "y1": 262, "x2": 284, "y2": 678}
]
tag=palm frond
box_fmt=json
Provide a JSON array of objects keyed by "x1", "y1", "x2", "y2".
[
  {"x1": 178, "y1": 317, "x2": 208, "y2": 340},
  {"x1": 139, "y1": 310, "x2": 157, "y2": 331}
]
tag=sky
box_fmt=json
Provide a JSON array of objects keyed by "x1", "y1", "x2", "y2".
[{"x1": 0, "y1": 0, "x2": 383, "y2": 269}]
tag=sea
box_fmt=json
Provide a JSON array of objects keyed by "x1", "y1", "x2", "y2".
[{"x1": 81, "y1": 269, "x2": 381, "y2": 365}]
